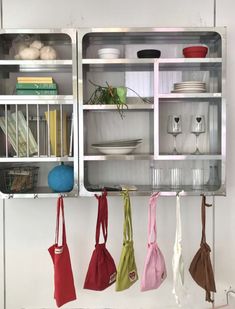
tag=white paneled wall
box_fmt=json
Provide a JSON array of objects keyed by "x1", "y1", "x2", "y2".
[
  {"x1": 2, "y1": 0, "x2": 214, "y2": 28},
  {"x1": 2, "y1": 0, "x2": 235, "y2": 308}
]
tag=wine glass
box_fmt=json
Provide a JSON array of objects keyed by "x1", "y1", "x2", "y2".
[
  {"x1": 190, "y1": 115, "x2": 205, "y2": 154},
  {"x1": 167, "y1": 115, "x2": 182, "y2": 154}
]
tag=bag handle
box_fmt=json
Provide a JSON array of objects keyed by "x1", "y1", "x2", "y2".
[
  {"x1": 148, "y1": 192, "x2": 160, "y2": 244},
  {"x1": 55, "y1": 196, "x2": 67, "y2": 246},
  {"x1": 95, "y1": 190, "x2": 108, "y2": 244},
  {"x1": 175, "y1": 194, "x2": 182, "y2": 245},
  {"x1": 122, "y1": 190, "x2": 133, "y2": 242},
  {"x1": 201, "y1": 195, "x2": 212, "y2": 245}
]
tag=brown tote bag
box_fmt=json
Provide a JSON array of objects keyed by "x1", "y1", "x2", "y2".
[{"x1": 189, "y1": 195, "x2": 216, "y2": 303}]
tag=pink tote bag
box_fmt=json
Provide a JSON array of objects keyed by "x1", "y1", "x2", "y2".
[{"x1": 141, "y1": 192, "x2": 167, "y2": 291}]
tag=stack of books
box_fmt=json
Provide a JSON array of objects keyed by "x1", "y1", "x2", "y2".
[
  {"x1": 15, "y1": 77, "x2": 58, "y2": 95},
  {"x1": 45, "y1": 110, "x2": 68, "y2": 156}
]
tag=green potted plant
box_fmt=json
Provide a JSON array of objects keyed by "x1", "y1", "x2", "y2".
[{"x1": 86, "y1": 80, "x2": 151, "y2": 118}]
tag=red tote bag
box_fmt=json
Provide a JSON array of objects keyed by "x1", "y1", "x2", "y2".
[
  {"x1": 48, "y1": 196, "x2": 76, "y2": 307},
  {"x1": 84, "y1": 190, "x2": 117, "y2": 290}
]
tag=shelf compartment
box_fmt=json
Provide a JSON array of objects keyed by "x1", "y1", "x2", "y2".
[
  {"x1": 0, "y1": 162, "x2": 76, "y2": 198},
  {"x1": 0, "y1": 103, "x2": 73, "y2": 159},
  {"x1": 150, "y1": 159, "x2": 223, "y2": 192},
  {"x1": 158, "y1": 59, "x2": 222, "y2": 71},
  {"x1": 81, "y1": 28, "x2": 224, "y2": 59},
  {"x1": 82, "y1": 159, "x2": 224, "y2": 195},
  {"x1": 158, "y1": 100, "x2": 222, "y2": 156},
  {"x1": 0, "y1": 71, "x2": 73, "y2": 95},
  {"x1": 83, "y1": 110, "x2": 154, "y2": 156},
  {"x1": 0, "y1": 30, "x2": 74, "y2": 60}
]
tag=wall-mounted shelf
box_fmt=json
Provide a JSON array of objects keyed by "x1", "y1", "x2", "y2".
[
  {"x1": 0, "y1": 27, "x2": 226, "y2": 198},
  {"x1": 0, "y1": 29, "x2": 78, "y2": 198},
  {"x1": 78, "y1": 27, "x2": 226, "y2": 196}
]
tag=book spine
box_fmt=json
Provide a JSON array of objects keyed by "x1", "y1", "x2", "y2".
[
  {"x1": 17, "y1": 80, "x2": 53, "y2": 84},
  {"x1": 16, "y1": 83, "x2": 57, "y2": 90},
  {"x1": 16, "y1": 89, "x2": 58, "y2": 95},
  {"x1": 17, "y1": 77, "x2": 53, "y2": 82}
]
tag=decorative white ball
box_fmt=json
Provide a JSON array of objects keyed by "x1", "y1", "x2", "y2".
[
  {"x1": 19, "y1": 47, "x2": 40, "y2": 60},
  {"x1": 30, "y1": 40, "x2": 44, "y2": 50},
  {"x1": 40, "y1": 46, "x2": 57, "y2": 60}
]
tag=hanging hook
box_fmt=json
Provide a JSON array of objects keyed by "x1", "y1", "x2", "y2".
[
  {"x1": 176, "y1": 190, "x2": 184, "y2": 197},
  {"x1": 226, "y1": 289, "x2": 235, "y2": 305},
  {"x1": 201, "y1": 194, "x2": 212, "y2": 207}
]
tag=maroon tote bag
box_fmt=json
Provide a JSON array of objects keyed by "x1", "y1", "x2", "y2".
[
  {"x1": 84, "y1": 190, "x2": 117, "y2": 290},
  {"x1": 48, "y1": 196, "x2": 76, "y2": 307}
]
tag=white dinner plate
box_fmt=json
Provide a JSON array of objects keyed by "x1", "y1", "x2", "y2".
[
  {"x1": 92, "y1": 139, "x2": 142, "y2": 147},
  {"x1": 174, "y1": 85, "x2": 206, "y2": 89},
  {"x1": 171, "y1": 89, "x2": 206, "y2": 93},
  {"x1": 174, "y1": 81, "x2": 205, "y2": 85},
  {"x1": 174, "y1": 87, "x2": 206, "y2": 91},
  {"x1": 92, "y1": 145, "x2": 138, "y2": 155}
]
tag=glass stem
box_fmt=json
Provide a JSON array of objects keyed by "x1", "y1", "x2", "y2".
[
  {"x1": 195, "y1": 134, "x2": 199, "y2": 152},
  {"x1": 173, "y1": 135, "x2": 177, "y2": 152}
]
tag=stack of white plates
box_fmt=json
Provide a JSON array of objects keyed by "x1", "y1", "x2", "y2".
[
  {"x1": 98, "y1": 48, "x2": 120, "y2": 59},
  {"x1": 92, "y1": 139, "x2": 142, "y2": 155},
  {"x1": 171, "y1": 81, "x2": 206, "y2": 93}
]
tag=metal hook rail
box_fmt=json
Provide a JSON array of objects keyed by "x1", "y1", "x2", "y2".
[{"x1": 226, "y1": 290, "x2": 235, "y2": 306}]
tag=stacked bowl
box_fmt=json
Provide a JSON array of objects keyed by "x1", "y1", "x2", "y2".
[
  {"x1": 183, "y1": 45, "x2": 208, "y2": 58},
  {"x1": 98, "y1": 48, "x2": 120, "y2": 59}
]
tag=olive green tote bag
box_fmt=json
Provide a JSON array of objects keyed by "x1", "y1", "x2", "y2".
[{"x1": 116, "y1": 190, "x2": 138, "y2": 291}]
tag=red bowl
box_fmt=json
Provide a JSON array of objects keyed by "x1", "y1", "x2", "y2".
[
  {"x1": 183, "y1": 45, "x2": 208, "y2": 58},
  {"x1": 183, "y1": 52, "x2": 207, "y2": 58}
]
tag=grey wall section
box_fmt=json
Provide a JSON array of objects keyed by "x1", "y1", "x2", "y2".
[{"x1": 2, "y1": 0, "x2": 214, "y2": 28}]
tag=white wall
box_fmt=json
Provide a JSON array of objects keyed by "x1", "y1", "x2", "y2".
[
  {"x1": 0, "y1": 199, "x2": 4, "y2": 309},
  {"x1": 1, "y1": 0, "x2": 235, "y2": 309},
  {"x1": 213, "y1": 0, "x2": 235, "y2": 301},
  {"x1": 2, "y1": 0, "x2": 214, "y2": 28}
]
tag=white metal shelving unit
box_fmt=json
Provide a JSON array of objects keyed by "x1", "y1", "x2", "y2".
[
  {"x1": 0, "y1": 29, "x2": 78, "y2": 198},
  {"x1": 78, "y1": 27, "x2": 226, "y2": 196}
]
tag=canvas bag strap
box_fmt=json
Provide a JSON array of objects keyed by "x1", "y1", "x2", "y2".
[
  {"x1": 201, "y1": 195, "x2": 212, "y2": 245},
  {"x1": 175, "y1": 195, "x2": 182, "y2": 247},
  {"x1": 95, "y1": 190, "x2": 108, "y2": 244},
  {"x1": 148, "y1": 192, "x2": 160, "y2": 244},
  {"x1": 55, "y1": 196, "x2": 67, "y2": 246},
  {"x1": 122, "y1": 190, "x2": 133, "y2": 242}
]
